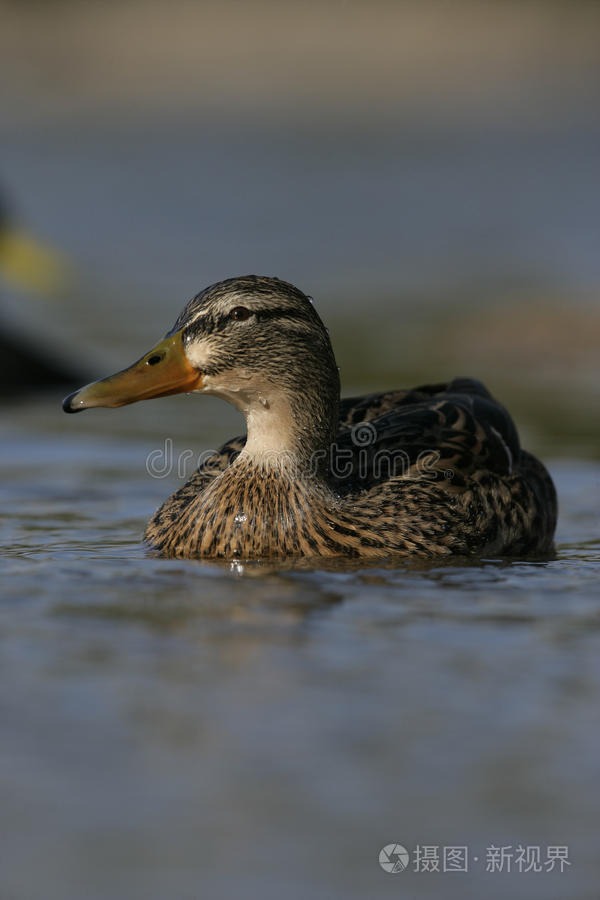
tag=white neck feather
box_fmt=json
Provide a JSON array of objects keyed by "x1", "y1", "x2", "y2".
[{"x1": 199, "y1": 371, "x2": 297, "y2": 460}]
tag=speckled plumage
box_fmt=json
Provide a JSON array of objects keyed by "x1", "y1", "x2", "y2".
[{"x1": 142, "y1": 277, "x2": 557, "y2": 560}]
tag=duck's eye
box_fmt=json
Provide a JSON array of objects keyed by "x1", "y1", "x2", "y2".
[{"x1": 229, "y1": 306, "x2": 251, "y2": 321}]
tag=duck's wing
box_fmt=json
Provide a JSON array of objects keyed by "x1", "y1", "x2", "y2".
[{"x1": 335, "y1": 378, "x2": 520, "y2": 488}]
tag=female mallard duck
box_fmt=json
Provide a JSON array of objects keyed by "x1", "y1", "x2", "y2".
[{"x1": 63, "y1": 276, "x2": 557, "y2": 559}]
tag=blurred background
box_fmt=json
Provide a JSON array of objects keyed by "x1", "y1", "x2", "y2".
[
  {"x1": 2, "y1": 0, "x2": 599, "y2": 452},
  {"x1": 2, "y1": 5, "x2": 600, "y2": 900}
]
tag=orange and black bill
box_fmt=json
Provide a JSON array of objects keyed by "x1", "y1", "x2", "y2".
[{"x1": 63, "y1": 331, "x2": 202, "y2": 413}]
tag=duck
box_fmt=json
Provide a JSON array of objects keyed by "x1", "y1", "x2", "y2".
[{"x1": 63, "y1": 275, "x2": 557, "y2": 559}]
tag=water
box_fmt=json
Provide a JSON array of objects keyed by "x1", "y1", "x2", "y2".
[{"x1": 1, "y1": 393, "x2": 599, "y2": 900}]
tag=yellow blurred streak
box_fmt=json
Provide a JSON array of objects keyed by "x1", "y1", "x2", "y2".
[{"x1": 0, "y1": 227, "x2": 69, "y2": 296}]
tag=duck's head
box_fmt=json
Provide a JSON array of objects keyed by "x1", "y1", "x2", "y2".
[{"x1": 63, "y1": 276, "x2": 340, "y2": 458}]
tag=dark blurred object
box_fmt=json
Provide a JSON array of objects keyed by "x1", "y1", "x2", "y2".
[
  {"x1": 0, "y1": 327, "x2": 84, "y2": 395},
  {"x1": 0, "y1": 185, "x2": 84, "y2": 395}
]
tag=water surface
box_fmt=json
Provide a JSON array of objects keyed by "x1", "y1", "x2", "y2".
[{"x1": 1, "y1": 395, "x2": 599, "y2": 900}]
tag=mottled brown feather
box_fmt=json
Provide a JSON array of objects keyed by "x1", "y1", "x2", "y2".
[{"x1": 144, "y1": 378, "x2": 557, "y2": 560}]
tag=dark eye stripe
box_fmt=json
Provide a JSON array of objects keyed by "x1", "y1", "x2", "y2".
[
  {"x1": 252, "y1": 307, "x2": 308, "y2": 323},
  {"x1": 183, "y1": 306, "x2": 310, "y2": 340}
]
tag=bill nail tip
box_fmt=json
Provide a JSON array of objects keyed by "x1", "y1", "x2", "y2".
[{"x1": 62, "y1": 392, "x2": 81, "y2": 413}]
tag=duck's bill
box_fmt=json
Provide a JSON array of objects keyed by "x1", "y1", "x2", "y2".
[{"x1": 62, "y1": 331, "x2": 202, "y2": 413}]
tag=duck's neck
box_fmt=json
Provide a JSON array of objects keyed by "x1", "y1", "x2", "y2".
[
  {"x1": 245, "y1": 395, "x2": 337, "y2": 474},
  {"x1": 208, "y1": 376, "x2": 340, "y2": 475}
]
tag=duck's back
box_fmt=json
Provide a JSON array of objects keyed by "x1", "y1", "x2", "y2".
[{"x1": 333, "y1": 378, "x2": 557, "y2": 556}]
